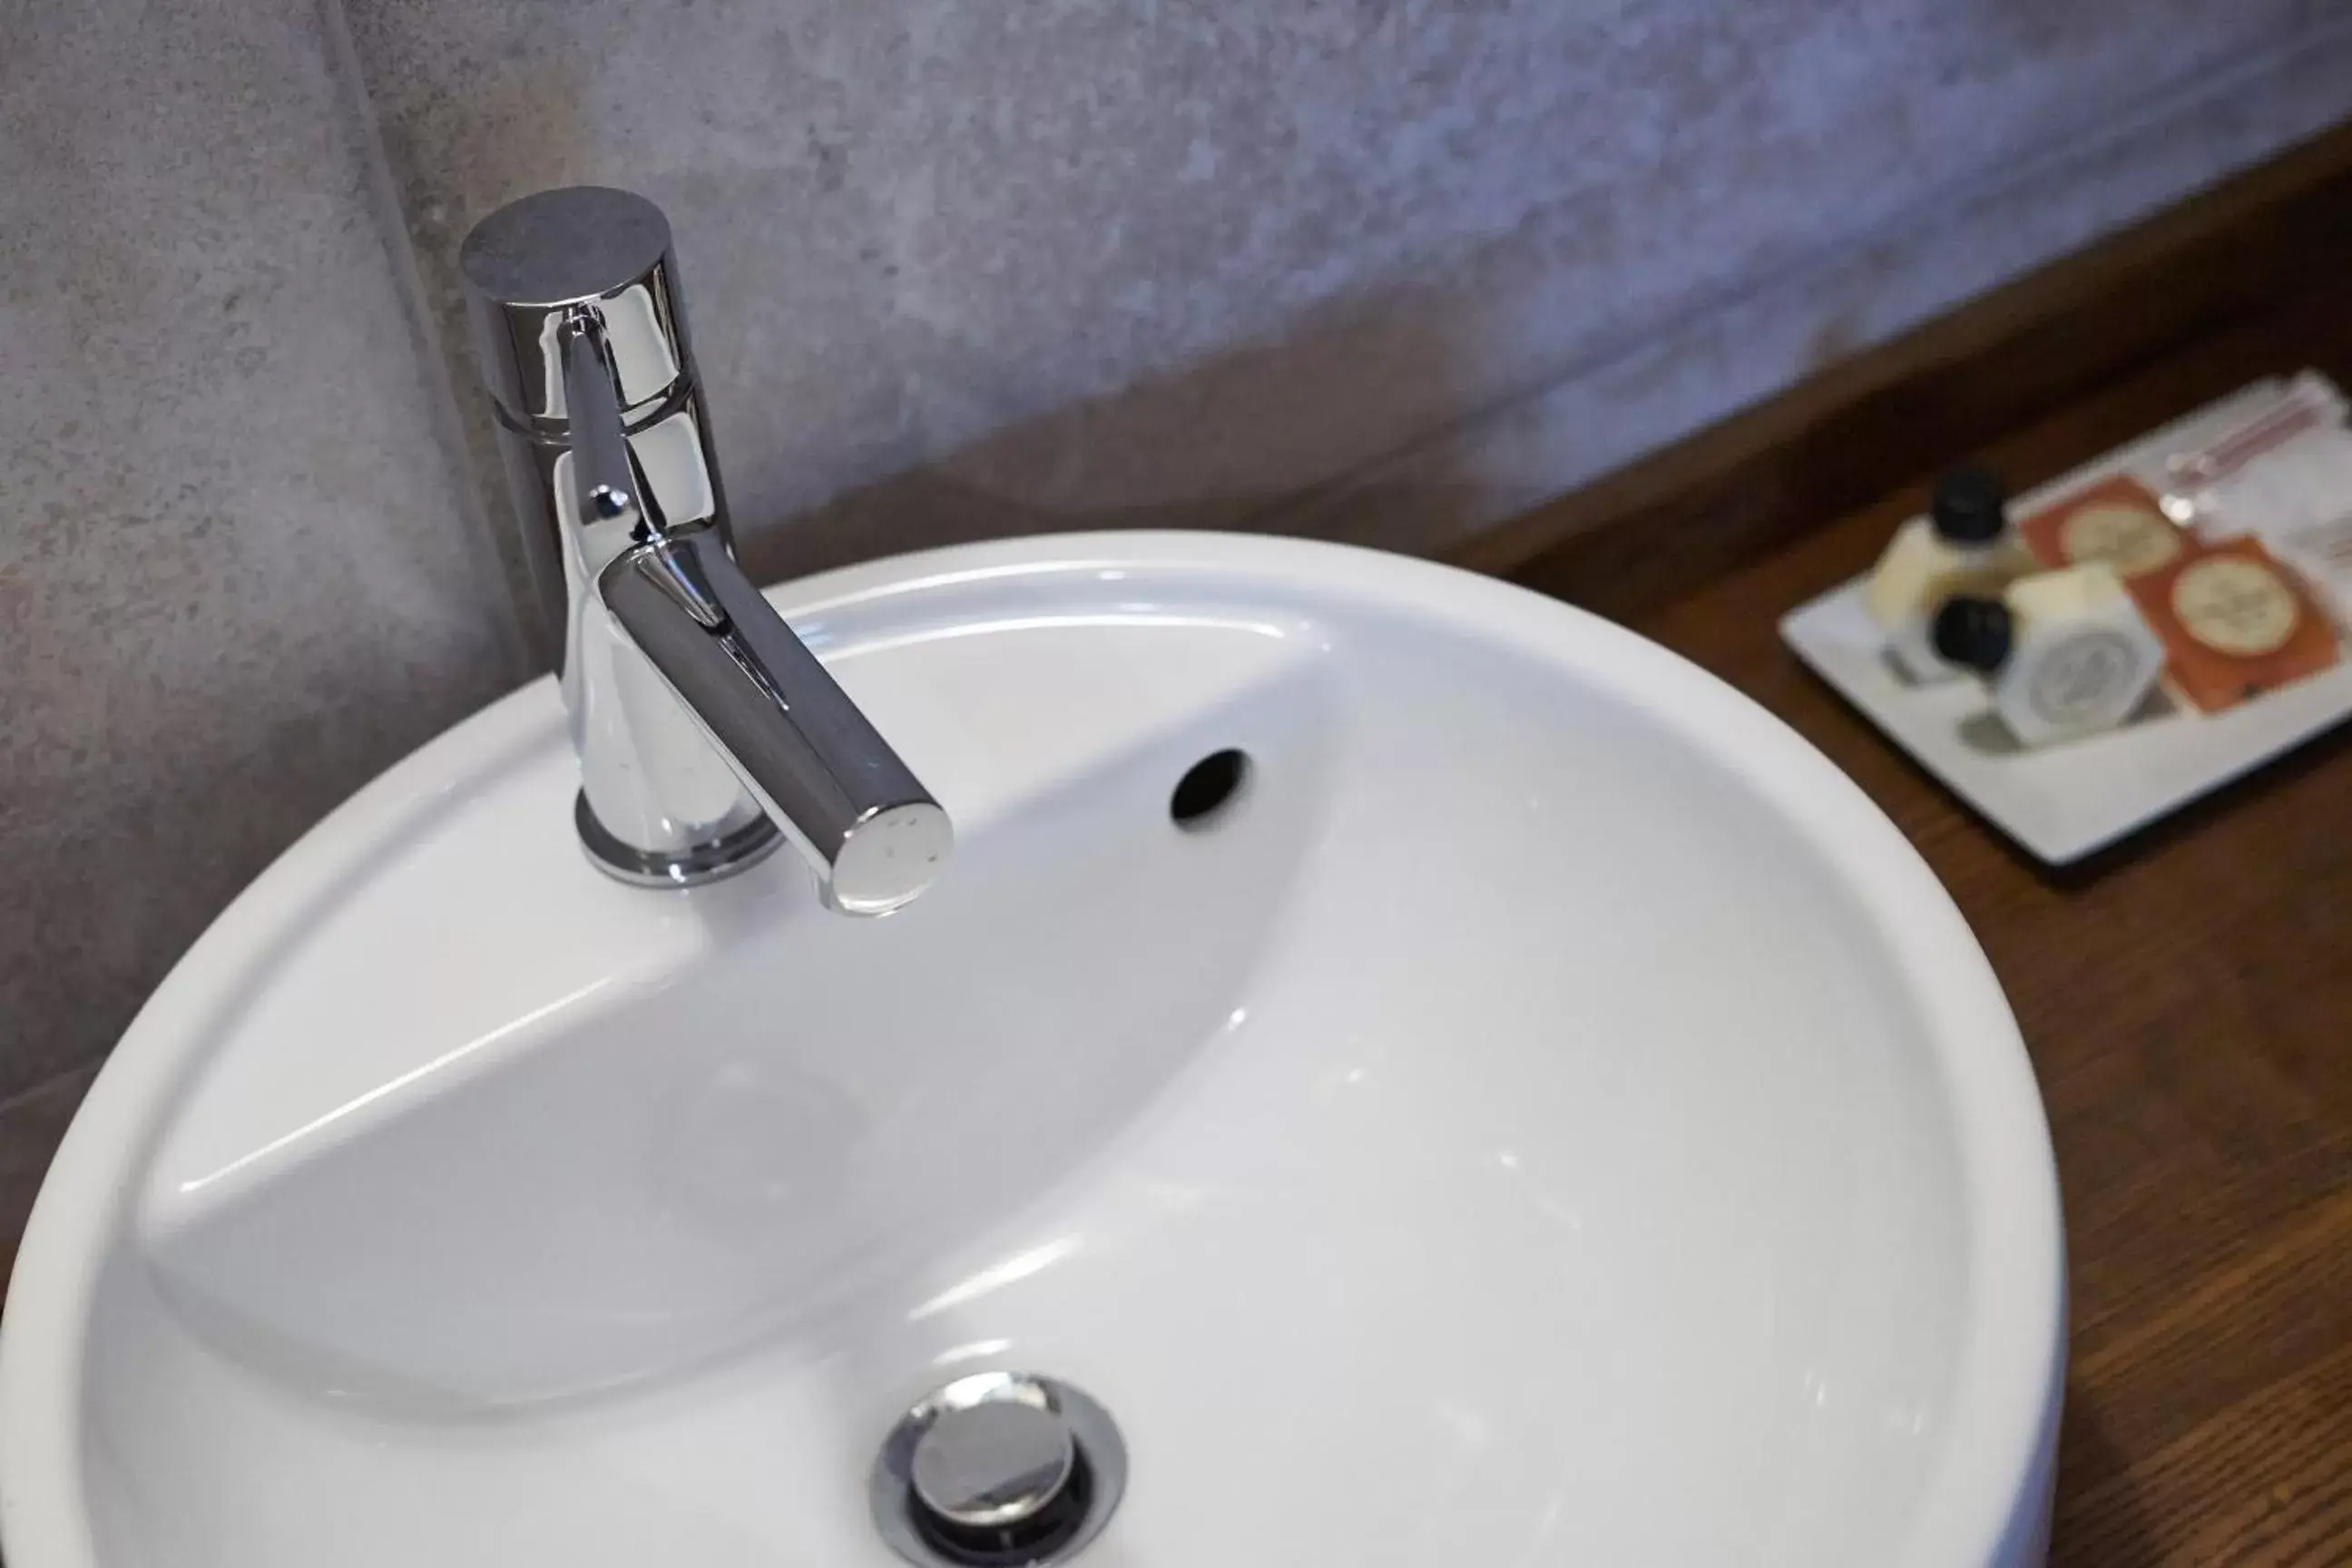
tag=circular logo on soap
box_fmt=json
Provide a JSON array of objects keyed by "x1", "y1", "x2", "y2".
[
  {"x1": 2028, "y1": 631, "x2": 2139, "y2": 726},
  {"x1": 2172, "y1": 556, "x2": 2298, "y2": 656},
  {"x1": 2059, "y1": 503, "x2": 2182, "y2": 576}
]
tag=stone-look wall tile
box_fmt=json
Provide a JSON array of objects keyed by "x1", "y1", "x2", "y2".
[
  {"x1": 1281, "y1": 18, "x2": 2352, "y2": 556},
  {"x1": 345, "y1": 0, "x2": 2345, "y2": 587},
  {"x1": 0, "y1": 1063, "x2": 99, "y2": 1308},
  {"x1": 0, "y1": 0, "x2": 529, "y2": 1096}
]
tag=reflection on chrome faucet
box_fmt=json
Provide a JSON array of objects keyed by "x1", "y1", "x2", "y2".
[{"x1": 459, "y1": 187, "x2": 949, "y2": 908}]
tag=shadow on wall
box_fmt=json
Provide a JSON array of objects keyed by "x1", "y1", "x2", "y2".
[
  {"x1": 377, "y1": 130, "x2": 1498, "y2": 621},
  {"x1": 730, "y1": 285, "x2": 1491, "y2": 590},
  {"x1": 360, "y1": 53, "x2": 1496, "y2": 638},
  {"x1": 355, "y1": 0, "x2": 2352, "y2": 645},
  {"x1": 436, "y1": 213, "x2": 1497, "y2": 651}
]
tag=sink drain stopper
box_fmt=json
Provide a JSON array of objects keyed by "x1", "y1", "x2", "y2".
[{"x1": 872, "y1": 1372, "x2": 1126, "y2": 1566}]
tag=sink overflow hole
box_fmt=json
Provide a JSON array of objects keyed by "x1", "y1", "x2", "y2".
[{"x1": 1171, "y1": 749, "x2": 1250, "y2": 830}]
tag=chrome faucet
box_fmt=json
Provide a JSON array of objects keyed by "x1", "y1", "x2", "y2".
[{"x1": 458, "y1": 186, "x2": 949, "y2": 910}]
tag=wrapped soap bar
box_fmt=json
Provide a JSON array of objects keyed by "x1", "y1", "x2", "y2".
[
  {"x1": 1933, "y1": 564, "x2": 2167, "y2": 748},
  {"x1": 2157, "y1": 372, "x2": 2352, "y2": 631},
  {"x1": 2264, "y1": 509, "x2": 2352, "y2": 632},
  {"x1": 2122, "y1": 535, "x2": 2340, "y2": 712},
  {"x1": 2016, "y1": 475, "x2": 2190, "y2": 580}
]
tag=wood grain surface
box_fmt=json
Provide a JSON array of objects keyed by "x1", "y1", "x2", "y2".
[{"x1": 1619, "y1": 301, "x2": 2352, "y2": 1567}]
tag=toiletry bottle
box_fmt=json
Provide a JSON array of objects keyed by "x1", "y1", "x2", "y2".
[
  {"x1": 1933, "y1": 563, "x2": 2167, "y2": 748},
  {"x1": 1867, "y1": 465, "x2": 2031, "y2": 682}
]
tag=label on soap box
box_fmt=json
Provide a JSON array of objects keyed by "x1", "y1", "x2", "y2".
[{"x1": 2018, "y1": 475, "x2": 2185, "y2": 578}]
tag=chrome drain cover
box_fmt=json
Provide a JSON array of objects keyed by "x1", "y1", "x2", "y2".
[{"x1": 872, "y1": 1372, "x2": 1126, "y2": 1566}]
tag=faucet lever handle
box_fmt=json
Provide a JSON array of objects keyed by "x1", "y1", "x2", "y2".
[{"x1": 559, "y1": 308, "x2": 643, "y2": 534}]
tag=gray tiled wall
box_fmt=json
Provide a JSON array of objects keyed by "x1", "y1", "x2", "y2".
[
  {"x1": 1, "y1": 0, "x2": 526, "y2": 1098},
  {"x1": 347, "y1": 0, "x2": 2352, "y2": 589},
  {"x1": 5, "y1": 0, "x2": 2352, "y2": 1106}
]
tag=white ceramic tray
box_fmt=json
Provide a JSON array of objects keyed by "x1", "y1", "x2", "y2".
[{"x1": 1780, "y1": 378, "x2": 2352, "y2": 865}]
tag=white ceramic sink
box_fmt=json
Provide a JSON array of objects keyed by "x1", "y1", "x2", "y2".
[{"x1": 0, "y1": 534, "x2": 2063, "y2": 1567}]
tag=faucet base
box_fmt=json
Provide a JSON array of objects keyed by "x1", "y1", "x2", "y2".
[{"x1": 573, "y1": 791, "x2": 784, "y2": 890}]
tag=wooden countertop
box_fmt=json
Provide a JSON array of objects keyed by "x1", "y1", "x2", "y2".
[{"x1": 1621, "y1": 349, "x2": 2352, "y2": 1566}]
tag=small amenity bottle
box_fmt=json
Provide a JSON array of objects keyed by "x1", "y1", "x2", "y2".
[
  {"x1": 1867, "y1": 465, "x2": 2032, "y2": 682},
  {"x1": 1932, "y1": 564, "x2": 2168, "y2": 747}
]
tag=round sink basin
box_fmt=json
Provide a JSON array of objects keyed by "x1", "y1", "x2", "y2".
[{"x1": 0, "y1": 534, "x2": 2063, "y2": 1567}]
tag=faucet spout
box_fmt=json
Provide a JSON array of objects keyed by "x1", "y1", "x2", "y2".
[
  {"x1": 603, "y1": 524, "x2": 952, "y2": 915},
  {"x1": 458, "y1": 185, "x2": 951, "y2": 906}
]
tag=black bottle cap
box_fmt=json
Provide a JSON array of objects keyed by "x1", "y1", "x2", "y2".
[
  {"x1": 1933, "y1": 595, "x2": 2014, "y2": 672},
  {"x1": 1930, "y1": 464, "x2": 2010, "y2": 545}
]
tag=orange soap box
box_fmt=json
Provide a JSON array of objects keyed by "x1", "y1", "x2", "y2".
[{"x1": 2018, "y1": 477, "x2": 2338, "y2": 714}]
